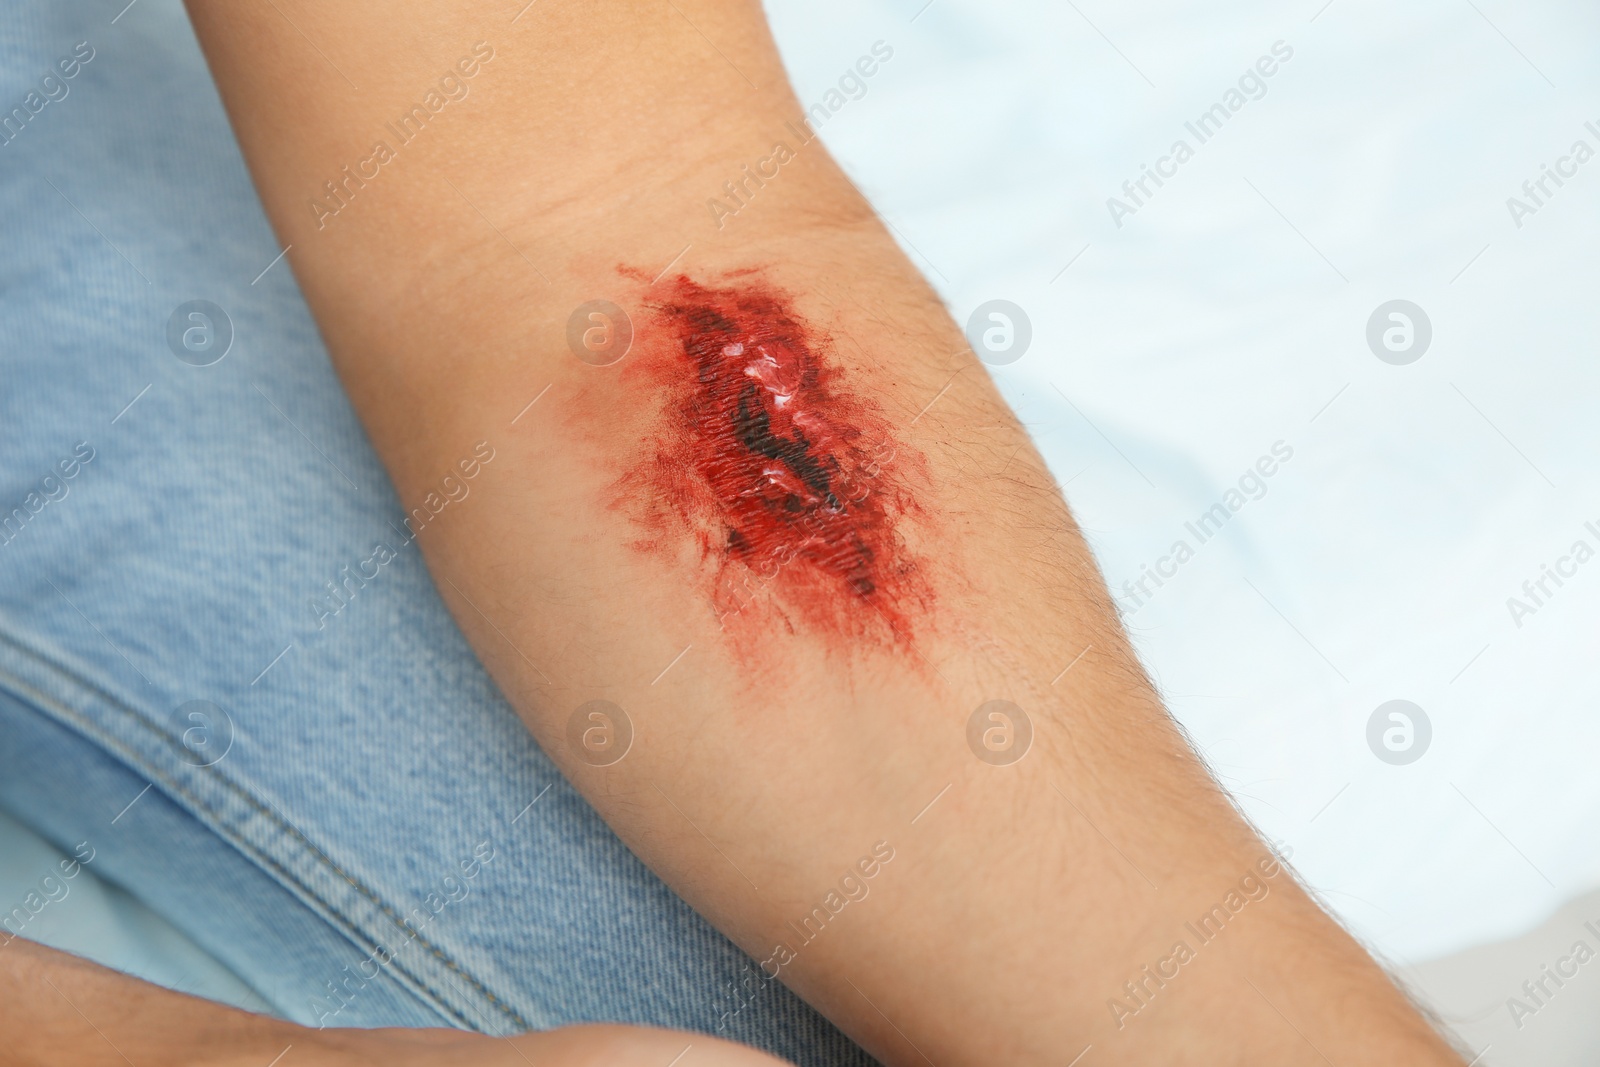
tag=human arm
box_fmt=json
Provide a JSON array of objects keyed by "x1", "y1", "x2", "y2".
[
  {"x1": 181, "y1": 1, "x2": 1466, "y2": 1063},
  {"x1": 0, "y1": 937, "x2": 781, "y2": 1067}
]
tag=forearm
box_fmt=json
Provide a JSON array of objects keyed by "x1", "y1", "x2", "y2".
[
  {"x1": 0, "y1": 938, "x2": 288, "y2": 1067},
  {"x1": 1, "y1": 939, "x2": 783, "y2": 1067},
  {"x1": 184, "y1": 2, "x2": 1462, "y2": 1063}
]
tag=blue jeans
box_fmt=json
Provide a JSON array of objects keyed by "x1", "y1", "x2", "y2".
[{"x1": 0, "y1": 3, "x2": 870, "y2": 1063}]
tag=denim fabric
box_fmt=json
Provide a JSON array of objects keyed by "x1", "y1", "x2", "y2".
[{"x1": 0, "y1": 2, "x2": 872, "y2": 1063}]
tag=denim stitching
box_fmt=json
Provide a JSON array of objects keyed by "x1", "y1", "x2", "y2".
[{"x1": 0, "y1": 624, "x2": 531, "y2": 1033}]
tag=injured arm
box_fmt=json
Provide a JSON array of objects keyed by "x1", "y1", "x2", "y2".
[{"x1": 183, "y1": 1, "x2": 1466, "y2": 1063}]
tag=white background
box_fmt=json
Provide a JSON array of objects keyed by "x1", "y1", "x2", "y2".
[{"x1": 766, "y1": 0, "x2": 1600, "y2": 964}]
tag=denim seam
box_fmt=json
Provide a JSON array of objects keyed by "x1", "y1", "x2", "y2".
[{"x1": 0, "y1": 623, "x2": 531, "y2": 1033}]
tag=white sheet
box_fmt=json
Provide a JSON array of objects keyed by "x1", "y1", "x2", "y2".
[{"x1": 768, "y1": 0, "x2": 1600, "y2": 963}]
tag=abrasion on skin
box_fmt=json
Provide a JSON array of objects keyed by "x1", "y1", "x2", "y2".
[{"x1": 611, "y1": 272, "x2": 932, "y2": 646}]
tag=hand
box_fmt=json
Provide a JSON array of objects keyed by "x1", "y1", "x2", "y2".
[
  {"x1": 2, "y1": 938, "x2": 788, "y2": 1067},
  {"x1": 296, "y1": 1023, "x2": 790, "y2": 1067}
]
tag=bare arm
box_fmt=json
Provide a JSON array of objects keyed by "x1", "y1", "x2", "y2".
[
  {"x1": 0, "y1": 937, "x2": 780, "y2": 1067},
  {"x1": 179, "y1": 2, "x2": 1464, "y2": 1064}
]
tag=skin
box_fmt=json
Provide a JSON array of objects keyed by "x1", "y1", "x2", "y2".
[
  {"x1": 3, "y1": 1, "x2": 1468, "y2": 1065},
  {"x1": 1, "y1": 938, "x2": 786, "y2": 1067}
]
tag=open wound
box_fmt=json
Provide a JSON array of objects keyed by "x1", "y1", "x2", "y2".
[{"x1": 612, "y1": 272, "x2": 931, "y2": 648}]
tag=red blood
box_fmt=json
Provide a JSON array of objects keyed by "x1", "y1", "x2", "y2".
[{"x1": 610, "y1": 272, "x2": 932, "y2": 649}]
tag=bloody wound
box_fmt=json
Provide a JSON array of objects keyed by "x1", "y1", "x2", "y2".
[{"x1": 614, "y1": 273, "x2": 930, "y2": 647}]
